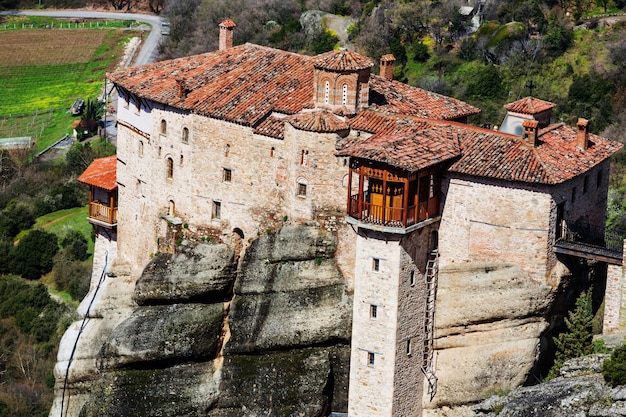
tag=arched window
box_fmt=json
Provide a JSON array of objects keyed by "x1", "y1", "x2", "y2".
[
  {"x1": 160, "y1": 119, "x2": 167, "y2": 135},
  {"x1": 270, "y1": 146, "x2": 275, "y2": 157},
  {"x1": 167, "y1": 157, "x2": 174, "y2": 179},
  {"x1": 182, "y1": 127, "x2": 189, "y2": 143},
  {"x1": 180, "y1": 154, "x2": 184, "y2": 165},
  {"x1": 138, "y1": 140, "x2": 143, "y2": 157},
  {"x1": 168, "y1": 200, "x2": 175, "y2": 216},
  {"x1": 158, "y1": 146, "x2": 162, "y2": 156},
  {"x1": 300, "y1": 149, "x2": 309, "y2": 166},
  {"x1": 342, "y1": 84, "x2": 348, "y2": 105},
  {"x1": 224, "y1": 143, "x2": 230, "y2": 157},
  {"x1": 324, "y1": 81, "x2": 330, "y2": 104}
]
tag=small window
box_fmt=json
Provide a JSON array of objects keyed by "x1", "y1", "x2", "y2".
[
  {"x1": 166, "y1": 157, "x2": 174, "y2": 179},
  {"x1": 223, "y1": 168, "x2": 232, "y2": 183},
  {"x1": 370, "y1": 305, "x2": 377, "y2": 319},
  {"x1": 138, "y1": 140, "x2": 143, "y2": 157},
  {"x1": 168, "y1": 200, "x2": 175, "y2": 216},
  {"x1": 367, "y1": 352, "x2": 375, "y2": 366},
  {"x1": 158, "y1": 146, "x2": 162, "y2": 157},
  {"x1": 409, "y1": 270, "x2": 415, "y2": 286},
  {"x1": 224, "y1": 143, "x2": 230, "y2": 157},
  {"x1": 324, "y1": 81, "x2": 330, "y2": 104},
  {"x1": 571, "y1": 187, "x2": 576, "y2": 203},
  {"x1": 341, "y1": 84, "x2": 348, "y2": 105},
  {"x1": 182, "y1": 127, "x2": 189, "y2": 143},
  {"x1": 300, "y1": 149, "x2": 309, "y2": 166},
  {"x1": 212, "y1": 201, "x2": 221, "y2": 218},
  {"x1": 373, "y1": 258, "x2": 380, "y2": 271},
  {"x1": 270, "y1": 146, "x2": 275, "y2": 157},
  {"x1": 597, "y1": 170, "x2": 603, "y2": 188},
  {"x1": 297, "y1": 182, "x2": 307, "y2": 197},
  {"x1": 406, "y1": 339, "x2": 412, "y2": 356},
  {"x1": 583, "y1": 176, "x2": 588, "y2": 194},
  {"x1": 160, "y1": 119, "x2": 167, "y2": 135},
  {"x1": 180, "y1": 154, "x2": 184, "y2": 166}
]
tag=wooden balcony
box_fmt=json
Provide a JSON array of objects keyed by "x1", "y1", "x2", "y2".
[
  {"x1": 88, "y1": 201, "x2": 117, "y2": 228},
  {"x1": 349, "y1": 196, "x2": 432, "y2": 229}
]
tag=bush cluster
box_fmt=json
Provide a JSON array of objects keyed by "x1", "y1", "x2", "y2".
[{"x1": 602, "y1": 344, "x2": 626, "y2": 387}]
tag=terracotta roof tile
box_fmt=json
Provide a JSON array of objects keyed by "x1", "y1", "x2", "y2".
[
  {"x1": 253, "y1": 115, "x2": 285, "y2": 139},
  {"x1": 343, "y1": 111, "x2": 622, "y2": 184},
  {"x1": 504, "y1": 96, "x2": 556, "y2": 115},
  {"x1": 313, "y1": 49, "x2": 373, "y2": 71},
  {"x1": 78, "y1": 155, "x2": 117, "y2": 191},
  {"x1": 109, "y1": 44, "x2": 479, "y2": 127},
  {"x1": 219, "y1": 19, "x2": 236, "y2": 28},
  {"x1": 368, "y1": 76, "x2": 481, "y2": 120},
  {"x1": 287, "y1": 111, "x2": 349, "y2": 133}
]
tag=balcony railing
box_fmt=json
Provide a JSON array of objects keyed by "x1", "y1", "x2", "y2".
[
  {"x1": 88, "y1": 201, "x2": 117, "y2": 226},
  {"x1": 349, "y1": 195, "x2": 433, "y2": 228}
]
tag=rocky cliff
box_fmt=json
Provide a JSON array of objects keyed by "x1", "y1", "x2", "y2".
[{"x1": 51, "y1": 225, "x2": 352, "y2": 417}]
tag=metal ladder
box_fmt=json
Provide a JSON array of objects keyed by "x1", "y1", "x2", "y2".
[{"x1": 421, "y1": 249, "x2": 439, "y2": 401}]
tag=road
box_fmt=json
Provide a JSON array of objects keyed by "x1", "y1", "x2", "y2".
[{"x1": 0, "y1": 10, "x2": 164, "y2": 65}]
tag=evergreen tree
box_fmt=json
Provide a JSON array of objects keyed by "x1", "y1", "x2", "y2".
[{"x1": 547, "y1": 291, "x2": 594, "y2": 379}]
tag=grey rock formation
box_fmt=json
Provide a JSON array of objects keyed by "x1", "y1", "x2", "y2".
[
  {"x1": 72, "y1": 225, "x2": 350, "y2": 417},
  {"x1": 134, "y1": 243, "x2": 235, "y2": 304}
]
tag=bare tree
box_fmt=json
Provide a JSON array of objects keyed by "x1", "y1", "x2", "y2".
[{"x1": 149, "y1": 0, "x2": 164, "y2": 14}]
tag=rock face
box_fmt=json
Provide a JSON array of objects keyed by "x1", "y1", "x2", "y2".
[
  {"x1": 73, "y1": 225, "x2": 351, "y2": 417},
  {"x1": 429, "y1": 262, "x2": 555, "y2": 407}
]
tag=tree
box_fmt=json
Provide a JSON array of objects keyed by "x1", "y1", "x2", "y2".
[
  {"x1": 148, "y1": 0, "x2": 164, "y2": 14},
  {"x1": 602, "y1": 344, "x2": 626, "y2": 387},
  {"x1": 10, "y1": 230, "x2": 59, "y2": 280},
  {"x1": 0, "y1": 200, "x2": 35, "y2": 239},
  {"x1": 547, "y1": 291, "x2": 594, "y2": 379}
]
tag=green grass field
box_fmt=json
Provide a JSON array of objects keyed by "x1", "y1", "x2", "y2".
[{"x1": 0, "y1": 21, "x2": 143, "y2": 152}]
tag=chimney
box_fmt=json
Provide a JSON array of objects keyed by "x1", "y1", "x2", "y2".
[
  {"x1": 219, "y1": 19, "x2": 236, "y2": 51},
  {"x1": 176, "y1": 78, "x2": 187, "y2": 99},
  {"x1": 522, "y1": 119, "x2": 539, "y2": 146},
  {"x1": 379, "y1": 54, "x2": 396, "y2": 81},
  {"x1": 577, "y1": 118, "x2": 589, "y2": 150}
]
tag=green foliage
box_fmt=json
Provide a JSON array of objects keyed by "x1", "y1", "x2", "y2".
[
  {"x1": 65, "y1": 139, "x2": 116, "y2": 175},
  {"x1": 465, "y1": 64, "x2": 504, "y2": 100},
  {"x1": 52, "y1": 252, "x2": 91, "y2": 300},
  {"x1": 547, "y1": 291, "x2": 594, "y2": 380},
  {"x1": 61, "y1": 230, "x2": 89, "y2": 261},
  {"x1": 544, "y1": 23, "x2": 574, "y2": 57},
  {"x1": 11, "y1": 230, "x2": 59, "y2": 280},
  {"x1": 310, "y1": 28, "x2": 339, "y2": 54},
  {"x1": 563, "y1": 71, "x2": 615, "y2": 132},
  {"x1": 602, "y1": 344, "x2": 626, "y2": 387},
  {"x1": 34, "y1": 180, "x2": 87, "y2": 217},
  {"x1": 0, "y1": 200, "x2": 35, "y2": 239},
  {"x1": 411, "y1": 41, "x2": 431, "y2": 63}
]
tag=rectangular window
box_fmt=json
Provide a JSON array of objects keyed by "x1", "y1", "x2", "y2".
[
  {"x1": 223, "y1": 168, "x2": 232, "y2": 183},
  {"x1": 406, "y1": 339, "x2": 412, "y2": 356},
  {"x1": 297, "y1": 183, "x2": 307, "y2": 197},
  {"x1": 409, "y1": 270, "x2": 416, "y2": 286},
  {"x1": 367, "y1": 352, "x2": 375, "y2": 366},
  {"x1": 370, "y1": 305, "x2": 377, "y2": 319},
  {"x1": 212, "y1": 201, "x2": 221, "y2": 219},
  {"x1": 372, "y1": 258, "x2": 380, "y2": 271}
]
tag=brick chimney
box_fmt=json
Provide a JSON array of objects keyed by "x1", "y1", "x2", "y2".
[
  {"x1": 219, "y1": 19, "x2": 236, "y2": 51},
  {"x1": 380, "y1": 54, "x2": 396, "y2": 81},
  {"x1": 176, "y1": 78, "x2": 187, "y2": 99},
  {"x1": 577, "y1": 118, "x2": 589, "y2": 150},
  {"x1": 522, "y1": 119, "x2": 539, "y2": 146}
]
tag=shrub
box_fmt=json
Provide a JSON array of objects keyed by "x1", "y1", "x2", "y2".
[
  {"x1": 10, "y1": 230, "x2": 59, "y2": 280},
  {"x1": 411, "y1": 41, "x2": 431, "y2": 62},
  {"x1": 61, "y1": 230, "x2": 89, "y2": 261},
  {"x1": 602, "y1": 344, "x2": 626, "y2": 387},
  {"x1": 0, "y1": 200, "x2": 35, "y2": 238}
]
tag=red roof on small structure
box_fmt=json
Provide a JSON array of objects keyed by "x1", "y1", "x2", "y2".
[
  {"x1": 108, "y1": 44, "x2": 479, "y2": 127},
  {"x1": 219, "y1": 19, "x2": 236, "y2": 28},
  {"x1": 313, "y1": 49, "x2": 374, "y2": 71},
  {"x1": 340, "y1": 111, "x2": 622, "y2": 184},
  {"x1": 504, "y1": 96, "x2": 556, "y2": 115},
  {"x1": 77, "y1": 155, "x2": 117, "y2": 191}
]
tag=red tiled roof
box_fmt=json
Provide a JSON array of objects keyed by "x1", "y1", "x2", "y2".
[
  {"x1": 380, "y1": 54, "x2": 396, "y2": 63},
  {"x1": 78, "y1": 155, "x2": 117, "y2": 191},
  {"x1": 504, "y1": 96, "x2": 556, "y2": 115},
  {"x1": 219, "y1": 19, "x2": 236, "y2": 28},
  {"x1": 313, "y1": 49, "x2": 373, "y2": 71},
  {"x1": 253, "y1": 115, "x2": 285, "y2": 139},
  {"x1": 287, "y1": 111, "x2": 349, "y2": 133},
  {"x1": 368, "y1": 76, "x2": 481, "y2": 120},
  {"x1": 342, "y1": 111, "x2": 622, "y2": 184},
  {"x1": 108, "y1": 43, "x2": 479, "y2": 128},
  {"x1": 338, "y1": 112, "x2": 462, "y2": 171}
]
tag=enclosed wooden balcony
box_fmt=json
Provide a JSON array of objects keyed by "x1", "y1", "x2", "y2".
[
  {"x1": 77, "y1": 155, "x2": 118, "y2": 229},
  {"x1": 346, "y1": 161, "x2": 441, "y2": 232}
]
